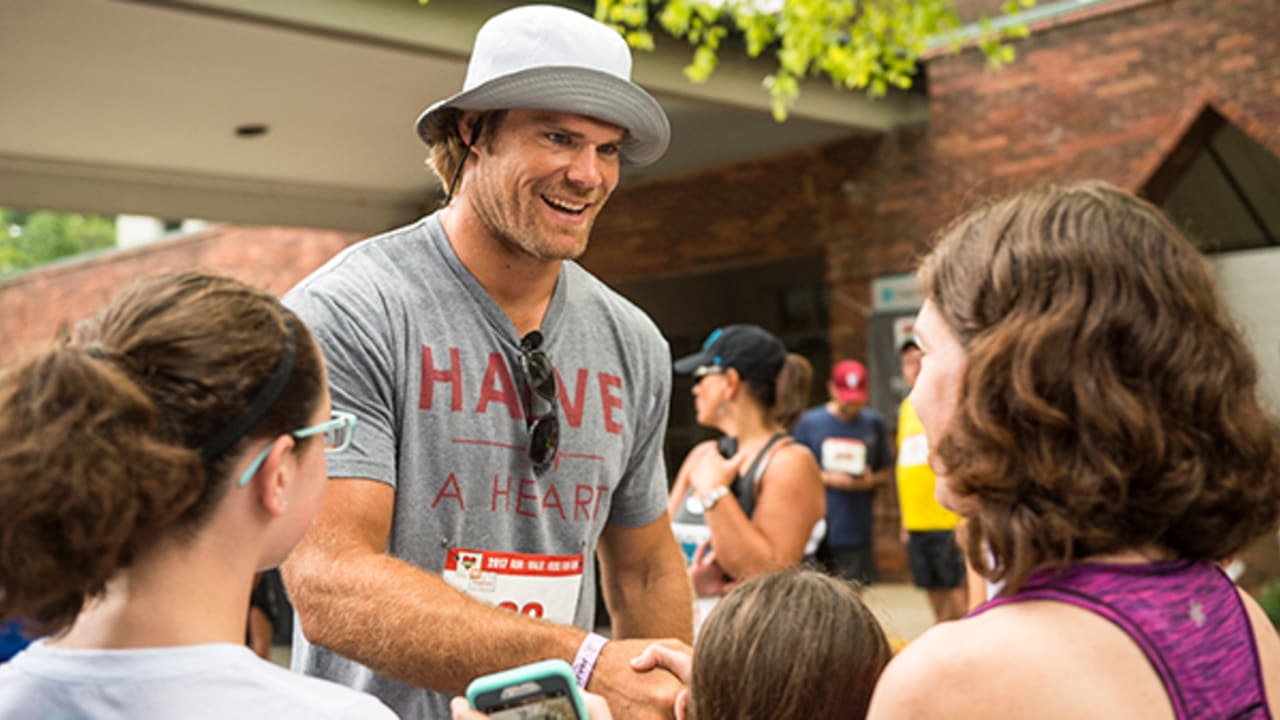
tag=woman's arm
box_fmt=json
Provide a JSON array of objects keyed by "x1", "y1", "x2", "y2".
[{"x1": 690, "y1": 444, "x2": 825, "y2": 580}]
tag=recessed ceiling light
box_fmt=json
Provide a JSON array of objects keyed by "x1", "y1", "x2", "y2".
[{"x1": 235, "y1": 124, "x2": 269, "y2": 138}]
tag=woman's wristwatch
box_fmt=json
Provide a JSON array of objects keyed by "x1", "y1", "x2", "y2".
[{"x1": 699, "y1": 485, "x2": 731, "y2": 510}]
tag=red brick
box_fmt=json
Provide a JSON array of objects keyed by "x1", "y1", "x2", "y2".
[
  {"x1": 1096, "y1": 73, "x2": 1160, "y2": 98},
  {"x1": 1220, "y1": 54, "x2": 1259, "y2": 73},
  {"x1": 1216, "y1": 33, "x2": 1257, "y2": 51}
]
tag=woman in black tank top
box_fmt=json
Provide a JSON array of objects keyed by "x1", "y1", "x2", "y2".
[{"x1": 669, "y1": 325, "x2": 826, "y2": 599}]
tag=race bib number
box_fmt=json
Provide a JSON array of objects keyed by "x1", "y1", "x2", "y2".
[
  {"x1": 899, "y1": 432, "x2": 929, "y2": 468},
  {"x1": 443, "y1": 548, "x2": 584, "y2": 625},
  {"x1": 822, "y1": 437, "x2": 867, "y2": 476}
]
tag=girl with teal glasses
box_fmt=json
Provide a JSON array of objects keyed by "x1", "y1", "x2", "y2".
[{"x1": 0, "y1": 272, "x2": 392, "y2": 718}]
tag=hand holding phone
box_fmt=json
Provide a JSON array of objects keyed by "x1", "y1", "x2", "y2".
[{"x1": 466, "y1": 659, "x2": 588, "y2": 720}]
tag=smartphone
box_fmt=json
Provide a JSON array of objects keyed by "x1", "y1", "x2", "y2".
[{"x1": 466, "y1": 659, "x2": 587, "y2": 720}]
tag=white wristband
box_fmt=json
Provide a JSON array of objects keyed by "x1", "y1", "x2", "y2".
[{"x1": 571, "y1": 632, "x2": 609, "y2": 689}]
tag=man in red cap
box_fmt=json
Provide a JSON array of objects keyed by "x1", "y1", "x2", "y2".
[{"x1": 793, "y1": 359, "x2": 891, "y2": 584}]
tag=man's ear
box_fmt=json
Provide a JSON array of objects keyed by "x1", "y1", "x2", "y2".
[
  {"x1": 456, "y1": 111, "x2": 476, "y2": 141},
  {"x1": 457, "y1": 112, "x2": 485, "y2": 150},
  {"x1": 252, "y1": 436, "x2": 296, "y2": 517}
]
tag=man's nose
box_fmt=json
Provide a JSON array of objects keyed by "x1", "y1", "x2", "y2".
[{"x1": 565, "y1": 148, "x2": 605, "y2": 189}]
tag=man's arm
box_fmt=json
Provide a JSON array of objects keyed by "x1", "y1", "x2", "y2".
[
  {"x1": 687, "y1": 445, "x2": 825, "y2": 578},
  {"x1": 595, "y1": 514, "x2": 693, "y2": 642},
  {"x1": 588, "y1": 514, "x2": 692, "y2": 718},
  {"x1": 283, "y1": 478, "x2": 589, "y2": 695},
  {"x1": 284, "y1": 478, "x2": 683, "y2": 717}
]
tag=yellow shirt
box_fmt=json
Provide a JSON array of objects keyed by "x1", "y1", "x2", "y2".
[{"x1": 895, "y1": 398, "x2": 959, "y2": 531}]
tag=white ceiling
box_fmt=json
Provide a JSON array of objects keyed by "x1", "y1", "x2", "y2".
[{"x1": 0, "y1": 0, "x2": 927, "y2": 232}]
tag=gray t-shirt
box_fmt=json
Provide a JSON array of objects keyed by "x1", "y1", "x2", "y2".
[{"x1": 284, "y1": 213, "x2": 672, "y2": 719}]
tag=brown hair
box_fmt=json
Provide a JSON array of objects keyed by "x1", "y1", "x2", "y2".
[
  {"x1": 772, "y1": 353, "x2": 813, "y2": 430},
  {"x1": 918, "y1": 180, "x2": 1280, "y2": 594},
  {"x1": 424, "y1": 109, "x2": 508, "y2": 200},
  {"x1": 689, "y1": 569, "x2": 891, "y2": 720},
  {"x1": 0, "y1": 272, "x2": 323, "y2": 634}
]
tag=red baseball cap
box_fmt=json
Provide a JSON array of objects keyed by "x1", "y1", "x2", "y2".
[{"x1": 830, "y1": 359, "x2": 869, "y2": 404}]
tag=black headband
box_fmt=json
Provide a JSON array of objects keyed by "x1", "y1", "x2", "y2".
[{"x1": 200, "y1": 316, "x2": 298, "y2": 463}]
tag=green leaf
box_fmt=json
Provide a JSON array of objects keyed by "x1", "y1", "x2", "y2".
[
  {"x1": 659, "y1": 1, "x2": 692, "y2": 36},
  {"x1": 1003, "y1": 23, "x2": 1031, "y2": 40},
  {"x1": 580, "y1": 0, "x2": 1033, "y2": 120},
  {"x1": 685, "y1": 44, "x2": 719, "y2": 83},
  {"x1": 626, "y1": 29, "x2": 656, "y2": 51}
]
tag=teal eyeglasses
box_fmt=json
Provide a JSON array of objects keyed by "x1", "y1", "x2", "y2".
[{"x1": 237, "y1": 410, "x2": 358, "y2": 487}]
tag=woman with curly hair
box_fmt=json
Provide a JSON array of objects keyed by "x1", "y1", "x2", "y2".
[
  {"x1": 0, "y1": 273, "x2": 393, "y2": 718},
  {"x1": 869, "y1": 182, "x2": 1280, "y2": 719}
]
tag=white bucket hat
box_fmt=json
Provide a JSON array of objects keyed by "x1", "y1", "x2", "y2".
[{"x1": 415, "y1": 4, "x2": 671, "y2": 167}]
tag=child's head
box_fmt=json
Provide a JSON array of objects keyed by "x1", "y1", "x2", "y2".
[
  {"x1": 689, "y1": 569, "x2": 891, "y2": 720},
  {"x1": 0, "y1": 272, "x2": 326, "y2": 635}
]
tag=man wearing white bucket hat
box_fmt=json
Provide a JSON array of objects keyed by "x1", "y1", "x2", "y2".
[{"x1": 283, "y1": 5, "x2": 690, "y2": 719}]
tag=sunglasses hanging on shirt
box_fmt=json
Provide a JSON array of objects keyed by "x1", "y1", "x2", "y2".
[{"x1": 520, "y1": 331, "x2": 560, "y2": 473}]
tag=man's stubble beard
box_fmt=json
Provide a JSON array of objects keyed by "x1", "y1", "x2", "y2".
[{"x1": 476, "y1": 185, "x2": 604, "y2": 264}]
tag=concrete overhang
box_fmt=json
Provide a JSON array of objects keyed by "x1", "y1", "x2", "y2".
[{"x1": 1, "y1": 0, "x2": 928, "y2": 232}]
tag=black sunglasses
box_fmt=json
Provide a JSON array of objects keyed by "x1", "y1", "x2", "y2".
[{"x1": 520, "y1": 331, "x2": 560, "y2": 473}]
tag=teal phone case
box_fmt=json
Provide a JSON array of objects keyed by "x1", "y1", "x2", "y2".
[{"x1": 465, "y1": 658, "x2": 588, "y2": 718}]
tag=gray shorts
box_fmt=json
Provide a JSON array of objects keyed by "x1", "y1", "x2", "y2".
[{"x1": 907, "y1": 530, "x2": 965, "y2": 589}]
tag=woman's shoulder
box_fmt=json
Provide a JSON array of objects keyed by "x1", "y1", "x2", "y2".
[
  {"x1": 870, "y1": 598, "x2": 1177, "y2": 719},
  {"x1": 767, "y1": 440, "x2": 821, "y2": 474},
  {"x1": 869, "y1": 607, "x2": 1104, "y2": 718}
]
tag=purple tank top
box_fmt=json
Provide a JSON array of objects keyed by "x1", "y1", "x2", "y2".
[{"x1": 971, "y1": 560, "x2": 1272, "y2": 719}]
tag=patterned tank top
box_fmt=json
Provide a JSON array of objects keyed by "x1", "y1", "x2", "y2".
[{"x1": 971, "y1": 560, "x2": 1272, "y2": 719}]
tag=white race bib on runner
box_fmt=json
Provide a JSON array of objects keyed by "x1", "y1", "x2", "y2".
[
  {"x1": 899, "y1": 432, "x2": 929, "y2": 468},
  {"x1": 822, "y1": 437, "x2": 867, "y2": 477},
  {"x1": 443, "y1": 548, "x2": 584, "y2": 625}
]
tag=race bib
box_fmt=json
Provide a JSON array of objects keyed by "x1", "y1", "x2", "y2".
[
  {"x1": 899, "y1": 432, "x2": 929, "y2": 468},
  {"x1": 443, "y1": 548, "x2": 584, "y2": 625},
  {"x1": 822, "y1": 437, "x2": 867, "y2": 476}
]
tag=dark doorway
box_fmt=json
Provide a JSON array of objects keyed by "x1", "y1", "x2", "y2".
[{"x1": 614, "y1": 256, "x2": 829, "y2": 484}]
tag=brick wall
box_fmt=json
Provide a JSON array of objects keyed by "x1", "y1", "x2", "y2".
[
  {"x1": 923, "y1": 0, "x2": 1279, "y2": 219},
  {"x1": 584, "y1": 133, "x2": 880, "y2": 281},
  {"x1": 0, "y1": 225, "x2": 360, "y2": 366}
]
